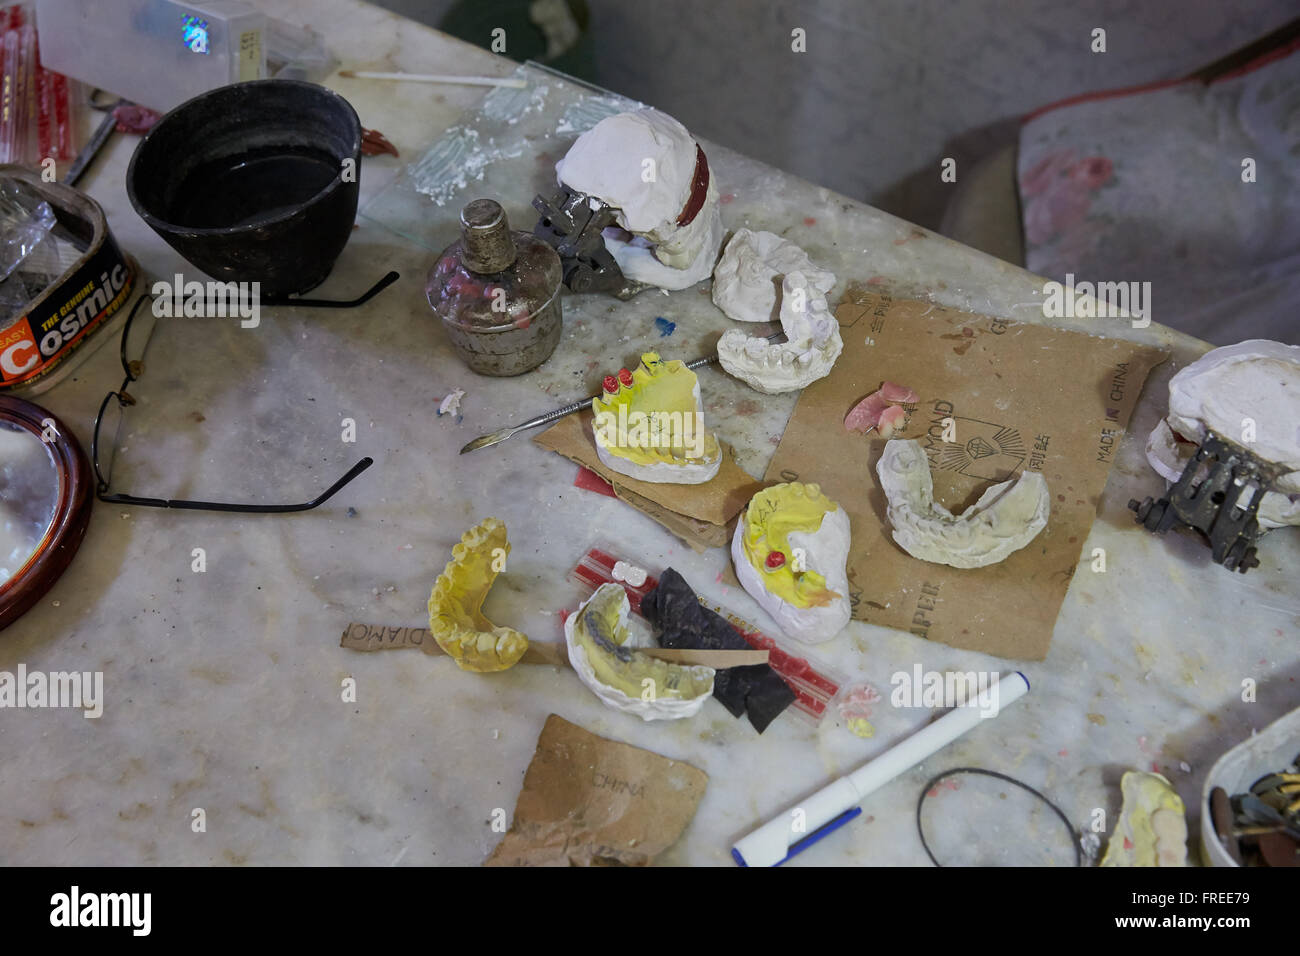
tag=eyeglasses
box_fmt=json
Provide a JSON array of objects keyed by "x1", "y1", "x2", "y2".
[{"x1": 90, "y1": 272, "x2": 397, "y2": 513}]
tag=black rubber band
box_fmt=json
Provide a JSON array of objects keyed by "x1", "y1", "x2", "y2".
[{"x1": 916, "y1": 767, "x2": 1083, "y2": 867}]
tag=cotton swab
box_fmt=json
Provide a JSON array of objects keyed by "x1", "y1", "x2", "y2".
[{"x1": 338, "y1": 70, "x2": 527, "y2": 89}]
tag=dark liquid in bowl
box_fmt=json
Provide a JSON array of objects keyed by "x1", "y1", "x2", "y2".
[{"x1": 170, "y1": 146, "x2": 340, "y2": 229}]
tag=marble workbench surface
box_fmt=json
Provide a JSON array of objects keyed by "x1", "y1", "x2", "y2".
[{"x1": 2, "y1": 0, "x2": 1296, "y2": 867}]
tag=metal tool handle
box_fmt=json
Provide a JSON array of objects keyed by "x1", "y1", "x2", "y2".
[
  {"x1": 513, "y1": 332, "x2": 778, "y2": 432},
  {"x1": 511, "y1": 396, "x2": 595, "y2": 434}
]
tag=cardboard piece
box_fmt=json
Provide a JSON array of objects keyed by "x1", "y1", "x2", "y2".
[
  {"x1": 766, "y1": 292, "x2": 1168, "y2": 660},
  {"x1": 484, "y1": 713, "x2": 708, "y2": 866},
  {"x1": 339, "y1": 622, "x2": 768, "y2": 668},
  {"x1": 534, "y1": 410, "x2": 764, "y2": 550}
]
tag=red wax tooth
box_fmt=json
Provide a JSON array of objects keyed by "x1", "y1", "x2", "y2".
[
  {"x1": 618, "y1": 368, "x2": 633, "y2": 386},
  {"x1": 765, "y1": 551, "x2": 786, "y2": 570},
  {"x1": 602, "y1": 375, "x2": 618, "y2": 393}
]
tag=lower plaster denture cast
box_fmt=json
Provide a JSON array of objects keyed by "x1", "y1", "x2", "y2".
[
  {"x1": 1145, "y1": 339, "x2": 1300, "y2": 530},
  {"x1": 711, "y1": 228, "x2": 836, "y2": 323},
  {"x1": 564, "y1": 582, "x2": 715, "y2": 720},
  {"x1": 731, "y1": 482, "x2": 851, "y2": 643},
  {"x1": 591, "y1": 351, "x2": 721, "y2": 484},
  {"x1": 1100, "y1": 771, "x2": 1188, "y2": 867},
  {"x1": 717, "y1": 271, "x2": 844, "y2": 394},
  {"x1": 427, "y1": 518, "x2": 528, "y2": 672},
  {"x1": 554, "y1": 108, "x2": 723, "y2": 290},
  {"x1": 876, "y1": 439, "x2": 1050, "y2": 568}
]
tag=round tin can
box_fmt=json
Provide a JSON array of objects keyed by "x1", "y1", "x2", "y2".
[{"x1": 0, "y1": 165, "x2": 137, "y2": 397}]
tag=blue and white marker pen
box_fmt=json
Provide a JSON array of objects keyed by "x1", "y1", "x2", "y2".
[{"x1": 732, "y1": 670, "x2": 1031, "y2": 866}]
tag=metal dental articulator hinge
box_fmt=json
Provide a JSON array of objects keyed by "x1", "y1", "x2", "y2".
[
  {"x1": 532, "y1": 185, "x2": 650, "y2": 300},
  {"x1": 1129, "y1": 433, "x2": 1285, "y2": 574}
]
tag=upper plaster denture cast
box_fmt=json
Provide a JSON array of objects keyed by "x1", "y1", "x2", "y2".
[
  {"x1": 717, "y1": 271, "x2": 844, "y2": 394},
  {"x1": 591, "y1": 351, "x2": 721, "y2": 484},
  {"x1": 427, "y1": 518, "x2": 529, "y2": 672},
  {"x1": 555, "y1": 108, "x2": 723, "y2": 290},
  {"x1": 876, "y1": 439, "x2": 1050, "y2": 568},
  {"x1": 711, "y1": 228, "x2": 836, "y2": 324},
  {"x1": 1145, "y1": 339, "x2": 1300, "y2": 529},
  {"x1": 564, "y1": 582, "x2": 715, "y2": 720},
  {"x1": 732, "y1": 482, "x2": 852, "y2": 643}
]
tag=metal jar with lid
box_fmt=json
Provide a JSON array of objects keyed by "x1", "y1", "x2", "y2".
[{"x1": 426, "y1": 199, "x2": 563, "y2": 376}]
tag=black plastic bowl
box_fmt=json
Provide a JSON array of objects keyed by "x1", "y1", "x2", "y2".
[{"x1": 127, "y1": 79, "x2": 362, "y2": 297}]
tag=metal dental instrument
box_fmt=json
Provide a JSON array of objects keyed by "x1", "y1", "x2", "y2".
[{"x1": 459, "y1": 330, "x2": 785, "y2": 454}]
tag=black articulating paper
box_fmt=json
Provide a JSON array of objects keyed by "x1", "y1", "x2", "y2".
[{"x1": 641, "y1": 567, "x2": 796, "y2": 733}]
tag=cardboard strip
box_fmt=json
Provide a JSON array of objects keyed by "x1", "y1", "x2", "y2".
[{"x1": 534, "y1": 410, "x2": 764, "y2": 550}]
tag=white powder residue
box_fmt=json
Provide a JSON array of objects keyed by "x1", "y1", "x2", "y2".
[
  {"x1": 554, "y1": 92, "x2": 642, "y2": 135},
  {"x1": 410, "y1": 126, "x2": 527, "y2": 206}
]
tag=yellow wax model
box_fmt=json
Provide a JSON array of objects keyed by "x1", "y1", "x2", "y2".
[
  {"x1": 590, "y1": 352, "x2": 721, "y2": 484},
  {"x1": 732, "y1": 482, "x2": 852, "y2": 644},
  {"x1": 428, "y1": 518, "x2": 528, "y2": 672}
]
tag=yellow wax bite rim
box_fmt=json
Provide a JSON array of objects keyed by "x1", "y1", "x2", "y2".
[
  {"x1": 427, "y1": 517, "x2": 529, "y2": 673},
  {"x1": 741, "y1": 482, "x2": 840, "y2": 609},
  {"x1": 591, "y1": 352, "x2": 719, "y2": 467}
]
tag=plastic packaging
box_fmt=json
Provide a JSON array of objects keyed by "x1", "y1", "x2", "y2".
[
  {"x1": 0, "y1": 3, "x2": 79, "y2": 167},
  {"x1": 34, "y1": 0, "x2": 267, "y2": 114},
  {"x1": 265, "y1": 17, "x2": 337, "y2": 82},
  {"x1": 0, "y1": 175, "x2": 54, "y2": 282}
]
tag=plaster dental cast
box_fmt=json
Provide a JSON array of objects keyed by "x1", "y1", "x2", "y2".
[
  {"x1": 717, "y1": 271, "x2": 844, "y2": 394},
  {"x1": 876, "y1": 439, "x2": 1050, "y2": 568},
  {"x1": 711, "y1": 228, "x2": 836, "y2": 324},
  {"x1": 564, "y1": 582, "x2": 715, "y2": 720},
  {"x1": 591, "y1": 351, "x2": 721, "y2": 484},
  {"x1": 732, "y1": 482, "x2": 852, "y2": 644},
  {"x1": 1144, "y1": 339, "x2": 1300, "y2": 530},
  {"x1": 554, "y1": 107, "x2": 723, "y2": 290}
]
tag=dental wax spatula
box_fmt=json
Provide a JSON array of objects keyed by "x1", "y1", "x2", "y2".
[{"x1": 459, "y1": 330, "x2": 784, "y2": 454}]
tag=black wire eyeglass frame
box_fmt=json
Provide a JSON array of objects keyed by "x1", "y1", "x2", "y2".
[{"x1": 90, "y1": 272, "x2": 397, "y2": 513}]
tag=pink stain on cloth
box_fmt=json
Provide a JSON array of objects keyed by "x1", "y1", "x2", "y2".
[
  {"x1": 1020, "y1": 148, "x2": 1114, "y2": 245},
  {"x1": 844, "y1": 381, "x2": 918, "y2": 438}
]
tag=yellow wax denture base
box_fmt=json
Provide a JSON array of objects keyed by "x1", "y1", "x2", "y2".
[
  {"x1": 1100, "y1": 771, "x2": 1188, "y2": 867},
  {"x1": 572, "y1": 584, "x2": 713, "y2": 703},
  {"x1": 742, "y1": 482, "x2": 839, "y2": 609},
  {"x1": 591, "y1": 352, "x2": 719, "y2": 467},
  {"x1": 427, "y1": 517, "x2": 528, "y2": 673}
]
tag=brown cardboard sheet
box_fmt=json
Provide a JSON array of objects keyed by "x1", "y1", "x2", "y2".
[
  {"x1": 765, "y1": 292, "x2": 1168, "y2": 659},
  {"x1": 484, "y1": 714, "x2": 707, "y2": 866}
]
